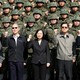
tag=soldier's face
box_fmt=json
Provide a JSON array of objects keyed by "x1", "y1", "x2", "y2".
[
  {"x1": 61, "y1": 24, "x2": 69, "y2": 33},
  {"x1": 73, "y1": 21, "x2": 80, "y2": 26},
  {"x1": 61, "y1": 14, "x2": 68, "y2": 18},
  {"x1": 8, "y1": 0, "x2": 14, "y2": 3},
  {"x1": 12, "y1": 15, "x2": 19, "y2": 19},
  {"x1": 25, "y1": 7, "x2": 32, "y2": 11},
  {"x1": 27, "y1": 22, "x2": 34, "y2": 27},
  {"x1": 50, "y1": 7, "x2": 57, "y2": 12},
  {"x1": 34, "y1": 14, "x2": 41, "y2": 19},
  {"x1": 3, "y1": 23, "x2": 10, "y2": 28},
  {"x1": 17, "y1": 3, "x2": 23, "y2": 8},
  {"x1": 3, "y1": 8, "x2": 10, "y2": 13},
  {"x1": 58, "y1": 2, "x2": 65, "y2": 7},
  {"x1": 36, "y1": 30, "x2": 43, "y2": 40},
  {"x1": 71, "y1": 7, "x2": 78, "y2": 11},
  {"x1": 37, "y1": 3, "x2": 44, "y2": 7},
  {"x1": 50, "y1": 19, "x2": 57, "y2": 24}
]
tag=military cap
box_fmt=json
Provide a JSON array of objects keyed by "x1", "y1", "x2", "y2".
[
  {"x1": 48, "y1": 2, "x2": 58, "y2": 8},
  {"x1": 24, "y1": 1, "x2": 32, "y2": 8},
  {"x1": 58, "y1": 0, "x2": 66, "y2": 3},
  {"x1": 2, "y1": 3, "x2": 11, "y2": 9},
  {"x1": 2, "y1": 16, "x2": 11, "y2": 23},
  {"x1": 72, "y1": 15, "x2": 80, "y2": 21},
  {"x1": 48, "y1": 14, "x2": 59, "y2": 20},
  {"x1": 70, "y1": 2, "x2": 79, "y2": 7},
  {"x1": 25, "y1": 16, "x2": 35, "y2": 22},
  {"x1": 11, "y1": 9, "x2": 20, "y2": 15},
  {"x1": 16, "y1": 0, "x2": 24, "y2": 4},
  {"x1": 33, "y1": 9, "x2": 43, "y2": 16},
  {"x1": 35, "y1": 0, "x2": 46, "y2": 3},
  {"x1": 60, "y1": 8, "x2": 69, "y2": 15}
]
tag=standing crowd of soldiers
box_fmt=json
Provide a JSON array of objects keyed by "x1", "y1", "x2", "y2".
[{"x1": 0, "y1": 0, "x2": 80, "y2": 80}]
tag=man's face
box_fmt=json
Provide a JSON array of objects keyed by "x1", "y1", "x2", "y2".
[
  {"x1": 16, "y1": 3, "x2": 23, "y2": 8},
  {"x1": 50, "y1": 7, "x2": 57, "y2": 12},
  {"x1": 58, "y1": 2, "x2": 65, "y2": 7},
  {"x1": 37, "y1": 2, "x2": 43, "y2": 7},
  {"x1": 3, "y1": 22, "x2": 10, "y2": 28},
  {"x1": 34, "y1": 14, "x2": 41, "y2": 19},
  {"x1": 25, "y1": 7, "x2": 32, "y2": 12},
  {"x1": 3, "y1": 8, "x2": 10, "y2": 14},
  {"x1": 50, "y1": 19, "x2": 57, "y2": 24},
  {"x1": 61, "y1": 24, "x2": 69, "y2": 33},
  {"x1": 12, "y1": 15, "x2": 19, "y2": 20},
  {"x1": 27, "y1": 22, "x2": 34, "y2": 27},
  {"x1": 71, "y1": 7, "x2": 78, "y2": 12},
  {"x1": 12, "y1": 25, "x2": 19, "y2": 35},
  {"x1": 8, "y1": 0, "x2": 14, "y2": 3},
  {"x1": 61, "y1": 14, "x2": 68, "y2": 19},
  {"x1": 73, "y1": 21, "x2": 80, "y2": 26}
]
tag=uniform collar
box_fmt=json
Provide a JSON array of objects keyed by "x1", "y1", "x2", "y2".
[{"x1": 60, "y1": 33, "x2": 69, "y2": 38}]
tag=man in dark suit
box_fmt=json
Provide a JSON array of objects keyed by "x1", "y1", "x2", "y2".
[{"x1": 7, "y1": 23, "x2": 26, "y2": 80}]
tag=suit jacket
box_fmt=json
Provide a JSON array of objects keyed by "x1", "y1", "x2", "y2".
[
  {"x1": 28, "y1": 39, "x2": 50, "y2": 64},
  {"x1": 7, "y1": 35, "x2": 26, "y2": 62}
]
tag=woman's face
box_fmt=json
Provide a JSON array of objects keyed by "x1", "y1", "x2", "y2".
[{"x1": 36, "y1": 30, "x2": 43, "y2": 40}]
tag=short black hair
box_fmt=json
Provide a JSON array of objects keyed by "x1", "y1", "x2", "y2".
[
  {"x1": 34, "y1": 29, "x2": 45, "y2": 39},
  {"x1": 61, "y1": 22, "x2": 69, "y2": 28}
]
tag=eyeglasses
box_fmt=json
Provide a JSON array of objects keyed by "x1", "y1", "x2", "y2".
[
  {"x1": 61, "y1": 27, "x2": 68, "y2": 29},
  {"x1": 12, "y1": 27, "x2": 18, "y2": 29}
]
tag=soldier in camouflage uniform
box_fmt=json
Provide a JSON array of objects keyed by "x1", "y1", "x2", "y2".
[
  {"x1": 70, "y1": 2, "x2": 80, "y2": 17},
  {"x1": 22, "y1": 16, "x2": 38, "y2": 80},
  {"x1": 46, "y1": 14, "x2": 60, "y2": 80},
  {"x1": 15, "y1": 0, "x2": 24, "y2": 15},
  {"x1": 59, "y1": 8, "x2": 73, "y2": 26},
  {"x1": 8, "y1": 0, "x2": 16, "y2": 10},
  {"x1": 69, "y1": 15, "x2": 80, "y2": 38},
  {"x1": 11, "y1": 9, "x2": 24, "y2": 34},
  {"x1": 2, "y1": 3, "x2": 11, "y2": 19},
  {"x1": 48, "y1": 2, "x2": 59, "y2": 17},
  {"x1": 33, "y1": 9, "x2": 47, "y2": 30},
  {"x1": 0, "y1": 16, "x2": 12, "y2": 80},
  {"x1": 34, "y1": 0, "x2": 47, "y2": 17},
  {"x1": 57, "y1": 0, "x2": 69, "y2": 13},
  {"x1": 22, "y1": 1, "x2": 33, "y2": 22}
]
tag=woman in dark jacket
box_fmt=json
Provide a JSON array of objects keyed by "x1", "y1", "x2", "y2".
[{"x1": 27, "y1": 29, "x2": 50, "y2": 80}]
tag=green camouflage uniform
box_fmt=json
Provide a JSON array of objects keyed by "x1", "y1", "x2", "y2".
[
  {"x1": 59, "y1": 8, "x2": 72, "y2": 25},
  {"x1": 70, "y1": 2, "x2": 80, "y2": 17},
  {"x1": 1, "y1": 3, "x2": 11, "y2": 20},
  {"x1": 69, "y1": 15, "x2": 80, "y2": 38},
  {"x1": 15, "y1": 0, "x2": 25, "y2": 15},
  {"x1": 22, "y1": 1, "x2": 33, "y2": 22},
  {"x1": 34, "y1": 0, "x2": 47, "y2": 17},
  {"x1": 11, "y1": 9, "x2": 24, "y2": 34},
  {"x1": 33, "y1": 9, "x2": 48, "y2": 30},
  {"x1": 46, "y1": 14, "x2": 60, "y2": 80}
]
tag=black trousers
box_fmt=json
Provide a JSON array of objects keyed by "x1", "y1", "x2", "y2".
[
  {"x1": 32, "y1": 63, "x2": 46, "y2": 80},
  {"x1": 8, "y1": 61, "x2": 24, "y2": 80},
  {"x1": 57, "y1": 59, "x2": 72, "y2": 80}
]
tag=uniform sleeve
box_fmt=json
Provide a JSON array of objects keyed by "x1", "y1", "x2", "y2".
[{"x1": 52, "y1": 35, "x2": 59, "y2": 46}]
